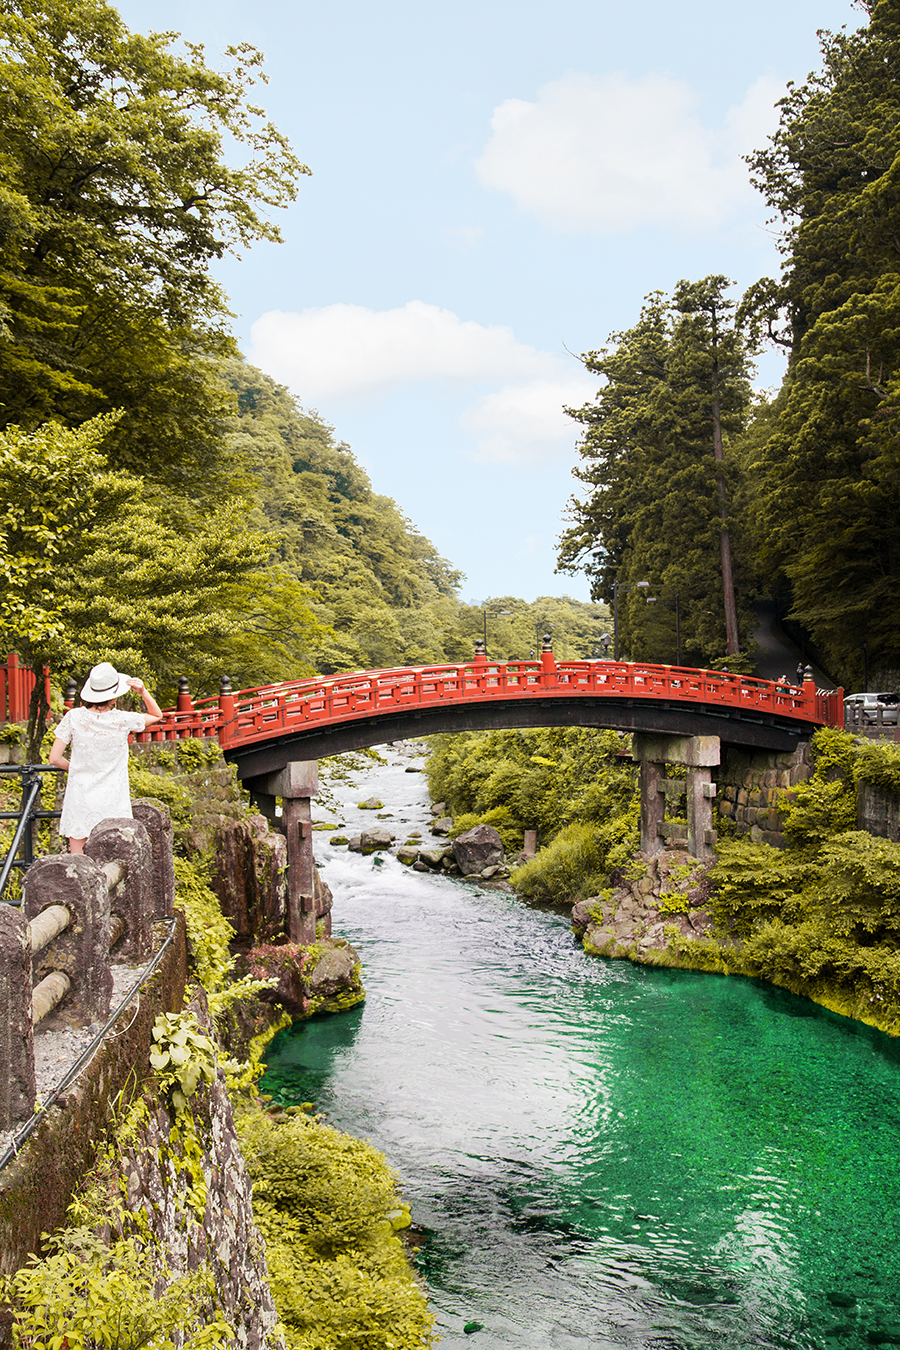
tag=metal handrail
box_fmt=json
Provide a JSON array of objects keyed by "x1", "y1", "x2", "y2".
[
  {"x1": 0, "y1": 915, "x2": 179, "y2": 1174},
  {"x1": 0, "y1": 765, "x2": 65, "y2": 904}
]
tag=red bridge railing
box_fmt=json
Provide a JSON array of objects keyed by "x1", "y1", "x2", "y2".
[
  {"x1": 128, "y1": 654, "x2": 845, "y2": 752},
  {"x1": 1, "y1": 655, "x2": 50, "y2": 725}
]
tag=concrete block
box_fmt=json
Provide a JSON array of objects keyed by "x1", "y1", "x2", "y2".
[
  {"x1": 0, "y1": 904, "x2": 35, "y2": 1129},
  {"x1": 86, "y1": 818, "x2": 153, "y2": 962},
  {"x1": 23, "y1": 854, "x2": 112, "y2": 1027}
]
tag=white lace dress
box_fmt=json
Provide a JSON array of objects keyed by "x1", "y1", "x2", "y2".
[{"x1": 53, "y1": 706, "x2": 147, "y2": 840}]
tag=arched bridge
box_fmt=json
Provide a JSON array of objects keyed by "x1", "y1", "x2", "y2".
[{"x1": 135, "y1": 648, "x2": 844, "y2": 786}]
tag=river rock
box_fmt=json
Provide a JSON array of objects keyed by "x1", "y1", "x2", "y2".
[
  {"x1": 360, "y1": 827, "x2": 394, "y2": 853},
  {"x1": 431, "y1": 802, "x2": 447, "y2": 816},
  {"x1": 357, "y1": 797, "x2": 384, "y2": 810},
  {"x1": 418, "y1": 846, "x2": 449, "y2": 869},
  {"x1": 347, "y1": 835, "x2": 362, "y2": 853},
  {"x1": 329, "y1": 834, "x2": 349, "y2": 846},
  {"x1": 452, "y1": 824, "x2": 504, "y2": 876},
  {"x1": 307, "y1": 944, "x2": 359, "y2": 999},
  {"x1": 412, "y1": 860, "x2": 429, "y2": 872},
  {"x1": 431, "y1": 816, "x2": 453, "y2": 835},
  {"x1": 405, "y1": 766, "x2": 422, "y2": 773},
  {"x1": 396, "y1": 846, "x2": 419, "y2": 865}
]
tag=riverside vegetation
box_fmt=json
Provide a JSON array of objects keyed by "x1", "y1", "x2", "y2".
[
  {"x1": 427, "y1": 724, "x2": 900, "y2": 1039},
  {"x1": 1, "y1": 738, "x2": 435, "y2": 1350}
]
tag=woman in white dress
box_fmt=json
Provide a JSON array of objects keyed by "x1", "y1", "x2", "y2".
[{"x1": 48, "y1": 663, "x2": 163, "y2": 854}]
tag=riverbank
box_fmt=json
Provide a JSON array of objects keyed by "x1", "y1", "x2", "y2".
[{"x1": 421, "y1": 724, "x2": 900, "y2": 1042}]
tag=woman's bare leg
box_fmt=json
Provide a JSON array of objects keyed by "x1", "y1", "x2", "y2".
[{"x1": 68, "y1": 837, "x2": 86, "y2": 855}]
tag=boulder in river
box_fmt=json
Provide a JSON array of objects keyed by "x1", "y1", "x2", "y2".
[
  {"x1": 360, "y1": 828, "x2": 394, "y2": 853},
  {"x1": 347, "y1": 835, "x2": 362, "y2": 853},
  {"x1": 396, "y1": 846, "x2": 419, "y2": 865},
  {"x1": 452, "y1": 823, "x2": 504, "y2": 876},
  {"x1": 357, "y1": 797, "x2": 384, "y2": 810},
  {"x1": 431, "y1": 816, "x2": 453, "y2": 835},
  {"x1": 418, "y1": 846, "x2": 450, "y2": 869}
]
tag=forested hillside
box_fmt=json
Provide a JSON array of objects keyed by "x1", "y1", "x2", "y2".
[{"x1": 560, "y1": 0, "x2": 900, "y2": 690}]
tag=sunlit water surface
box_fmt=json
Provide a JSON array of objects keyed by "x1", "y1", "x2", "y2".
[{"x1": 262, "y1": 750, "x2": 900, "y2": 1350}]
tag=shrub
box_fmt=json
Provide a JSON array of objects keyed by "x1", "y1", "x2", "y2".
[
  {"x1": 238, "y1": 1110, "x2": 435, "y2": 1350},
  {"x1": 511, "y1": 822, "x2": 610, "y2": 903},
  {"x1": 174, "y1": 855, "x2": 235, "y2": 994}
]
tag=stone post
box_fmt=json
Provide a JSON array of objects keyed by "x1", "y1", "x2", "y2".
[
  {"x1": 638, "y1": 758, "x2": 666, "y2": 856},
  {"x1": 132, "y1": 800, "x2": 175, "y2": 917},
  {"x1": 23, "y1": 853, "x2": 113, "y2": 1027},
  {"x1": 85, "y1": 818, "x2": 153, "y2": 961},
  {"x1": 252, "y1": 761, "x2": 319, "y2": 945},
  {"x1": 0, "y1": 904, "x2": 35, "y2": 1129},
  {"x1": 632, "y1": 733, "x2": 720, "y2": 860}
]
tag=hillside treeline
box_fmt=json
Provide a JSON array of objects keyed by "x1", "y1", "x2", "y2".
[
  {"x1": 559, "y1": 0, "x2": 900, "y2": 690},
  {"x1": 0, "y1": 0, "x2": 607, "y2": 751}
]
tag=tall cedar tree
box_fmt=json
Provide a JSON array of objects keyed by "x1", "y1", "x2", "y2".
[
  {"x1": 0, "y1": 0, "x2": 307, "y2": 492},
  {"x1": 558, "y1": 278, "x2": 755, "y2": 667},
  {"x1": 745, "y1": 0, "x2": 900, "y2": 685}
]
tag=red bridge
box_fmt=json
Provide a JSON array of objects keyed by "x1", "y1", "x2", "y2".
[{"x1": 133, "y1": 646, "x2": 844, "y2": 789}]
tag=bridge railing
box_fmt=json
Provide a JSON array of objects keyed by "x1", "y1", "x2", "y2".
[
  {"x1": 129, "y1": 656, "x2": 844, "y2": 753},
  {"x1": 1, "y1": 653, "x2": 50, "y2": 725}
]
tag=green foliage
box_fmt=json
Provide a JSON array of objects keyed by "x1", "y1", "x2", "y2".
[
  {"x1": 0, "y1": 0, "x2": 306, "y2": 491},
  {"x1": 149, "y1": 1011, "x2": 218, "y2": 1114},
  {"x1": 511, "y1": 821, "x2": 613, "y2": 903},
  {"x1": 1, "y1": 1226, "x2": 232, "y2": 1349},
  {"x1": 128, "y1": 771, "x2": 192, "y2": 828},
  {"x1": 238, "y1": 1109, "x2": 435, "y2": 1350},
  {"x1": 428, "y1": 726, "x2": 636, "y2": 838},
  {"x1": 709, "y1": 726, "x2": 900, "y2": 1031},
  {"x1": 557, "y1": 277, "x2": 757, "y2": 665},
  {"x1": 173, "y1": 855, "x2": 235, "y2": 994},
  {"x1": 744, "y1": 4, "x2": 900, "y2": 684}
]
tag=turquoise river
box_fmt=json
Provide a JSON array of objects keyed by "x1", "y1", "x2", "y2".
[{"x1": 262, "y1": 747, "x2": 900, "y2": 1350}]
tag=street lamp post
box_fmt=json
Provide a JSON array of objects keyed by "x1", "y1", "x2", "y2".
[
  {"x1": 612, "y1": 580, "x2": 649, "y2": 661},
  {"x1": 483, "y1": 606, "x2": 511, "y2": 658},
  {"x1": 645, "y1": 593, "x2": 682, "y2": 665}
]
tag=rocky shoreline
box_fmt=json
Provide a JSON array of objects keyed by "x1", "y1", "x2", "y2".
[{"x1": 570, "y1": 850, "x2": 717, "y2": 960}]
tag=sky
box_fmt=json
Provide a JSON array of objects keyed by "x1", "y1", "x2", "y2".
[{"x1": 118, "y1": 0, "x2": 861, "y2": 605}]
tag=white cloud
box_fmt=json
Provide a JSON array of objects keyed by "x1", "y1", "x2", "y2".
[
  {"x1": 248, "y1": 300, "x2": 596, "y2": 466},
  {"x1": 248, "y1": 300, "x2": 555, "y2": 401},
  {"x1": 461, "y1": 376, "x2": 595, "y2": 465},
  {"x1": 474, "y1": 71, "x2": 784, "y2": 234}
]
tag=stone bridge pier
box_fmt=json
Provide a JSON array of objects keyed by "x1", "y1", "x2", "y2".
[
  {"x1": 248, "y1": 760, "x2": 320, "y2": 945},
  {"x1": 632, "y1": 733, "x2": 720, "y2": 861}
]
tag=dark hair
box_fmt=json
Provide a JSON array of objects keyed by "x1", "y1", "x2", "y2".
[{"x1": 81, "y1": 697, "x2": 117, "y2": 710}]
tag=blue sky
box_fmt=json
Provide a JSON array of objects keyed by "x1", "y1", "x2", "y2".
[{"x1": 119, "y1": 0, "x2": 860, "y2": 604}]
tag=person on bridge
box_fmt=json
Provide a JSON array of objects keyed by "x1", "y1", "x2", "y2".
[{"x1": 48, "y1": 663, "x2": 162, "y2": 854}]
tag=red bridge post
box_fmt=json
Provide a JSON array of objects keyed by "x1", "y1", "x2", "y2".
[
  {"x1": 540, "y1": 635, "x2": 556, "y2": 687},
  {"x1": 217, "y1": 675, "x2": 235, "y2": 747}
]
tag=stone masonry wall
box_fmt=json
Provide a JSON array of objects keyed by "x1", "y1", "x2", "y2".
[{"x1": 716, "y1": 742, "x2": 813, "y2": 848}]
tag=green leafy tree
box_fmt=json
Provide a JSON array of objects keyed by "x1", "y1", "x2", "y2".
[
  {"x1": 0, "y1": 0, "x2": 307, "y2": 491},
  {"x1": 744, "y1": 0, "x2": 900, "y2": 684},
  {"x1": 0, "y1": 416, "x2": 309, "y2": 753},
  {"x1": 558, "y1": 279, "x2": 755, "y2": 666}
]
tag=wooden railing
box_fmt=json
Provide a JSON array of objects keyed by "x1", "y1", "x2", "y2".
[
  {"x1": 0, "y1": 653, "x2": 49, "y2": 724},
  {"x1": 128, "y1": 656, "x2": 845, "y2": 753}
]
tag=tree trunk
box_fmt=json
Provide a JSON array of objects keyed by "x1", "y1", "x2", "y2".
[{"x1": 26, "y1": 665, "x2": 50, "y2": 763}]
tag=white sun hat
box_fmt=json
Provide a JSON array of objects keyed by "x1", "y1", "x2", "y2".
[{"x1": 81, "y1": 662, "x2": 131, "y2": 702}]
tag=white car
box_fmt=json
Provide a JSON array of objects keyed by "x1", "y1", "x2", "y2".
[{"x1": 844, "y1": 692, "x2": 900, "y2": 725}]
